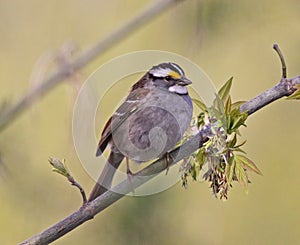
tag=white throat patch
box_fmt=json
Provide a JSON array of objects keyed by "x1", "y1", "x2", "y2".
[{"x1": 168, "y1": 84, "x2": 188, "y2": 94}]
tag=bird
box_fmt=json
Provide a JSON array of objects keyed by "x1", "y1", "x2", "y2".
[{"x1": 88, "y1": 62, "x2": 193, "y2": 201}]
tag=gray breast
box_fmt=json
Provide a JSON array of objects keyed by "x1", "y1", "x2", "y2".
[{"x1": 111, "y1": 87, "x2": 193, "y2": 163}]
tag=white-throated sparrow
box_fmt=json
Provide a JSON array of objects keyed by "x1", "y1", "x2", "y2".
[{"x1": 88, "y1": 62, "x2": 193, "y2": 201}]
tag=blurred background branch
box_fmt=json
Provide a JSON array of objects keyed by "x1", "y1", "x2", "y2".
[
  {"x1": 20, "y1": 60, "x2": 300, "y2": 244},
  {"x1": 0, "y1": 0, "x2": 185, "y2": 131}
]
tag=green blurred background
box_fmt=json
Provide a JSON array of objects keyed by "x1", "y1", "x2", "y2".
[{"x1": 1, "y1": 0, "x2": 300, "y2": 244}]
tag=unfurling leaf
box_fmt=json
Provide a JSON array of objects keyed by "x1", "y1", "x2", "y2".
[
  {"x1": 196, "y1": 147, "x2": 205, "y2": 168},
  {"x1": 190, "y1": 159, "x2": 198, "y2": 180},
  {"x1": 230, "y1": 110, "x2": 248, "y2": 131},
  {"x1": 232, "y1": 140, "x2": 247, "y2": 149},
  {"x1": 49, "y1": 157, "x2": 70, "y2": 177},
  {"x1": 227, "y1": 133, "x2": 237, "y2": 148},
  {"x1": 234, "y1": 158, "x2": 248, "y2": 188},
  {"x1": 225, "y1": 157, "x2": 235, "y2": 186},
  {"x1": 235, "y1": 154, "x2": 262, "y2": 175},
  {"x1": 192, "y1": 99, "x2": 207, "y2": 111},
  {"x1": 225, "y1": 96, "x2": 232, "y2": 115},
  {"x1": 218, "y1": 77, "x2": 233, "y2": 102}
]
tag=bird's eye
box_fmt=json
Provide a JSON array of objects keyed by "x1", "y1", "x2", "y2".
[{"x1": 165, "y1": 76, "x2": 171, "y2": 81}]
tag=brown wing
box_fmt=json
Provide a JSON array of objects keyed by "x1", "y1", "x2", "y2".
[
  {"x1": 96, "y1": 105, "x2": 137, "y2": 156},
  {"x1": 96, "y1": 117, "x2": 112, "y2": 156},
  {"x1": 96, "y1": 83, "x2": 150, "y2": 157}
]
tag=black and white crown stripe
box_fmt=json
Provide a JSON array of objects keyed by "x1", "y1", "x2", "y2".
[
  {"x1": 149, "y1": 62, "x2": 185, "y2": 78},
  {"x1": 169, "y1": 63, "x2": 185, "y2": 76}
]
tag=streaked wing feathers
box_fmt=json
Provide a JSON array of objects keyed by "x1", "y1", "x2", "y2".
[{"x1": 96, "y1": 87, "x2": 150, "y2": 156}]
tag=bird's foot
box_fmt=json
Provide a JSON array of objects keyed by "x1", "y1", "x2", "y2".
[
  {"x1": 126, "y1": 157, "x2": 135, "y2": 194},
  {"x1": 164, "y1": 152, "x2": 173, "y2": 175}
]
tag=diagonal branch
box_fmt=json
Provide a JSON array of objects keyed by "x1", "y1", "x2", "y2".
[
  {"x1": 0, "y1": 0, "x2": 186, "y2": 131},
  {"x1": 239, "y1": 75, "x2": 299, "y2": 115},
  {"x1": 20, "y1": 72, "x2": 300, "y2": 244}
]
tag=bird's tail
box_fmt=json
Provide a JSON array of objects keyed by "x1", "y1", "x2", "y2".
[{"x1": 88, "y1": 151, "x2": 124, "y2": 201}]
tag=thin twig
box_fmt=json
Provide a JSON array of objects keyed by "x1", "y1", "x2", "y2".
[
  {"x1": 0, "y1": 0, "x2": 185, "y2": 131},
  {"x1": 49, "y1": 157, "x2": 87, "y2": 204},
  {"x1": 240, "y1": 44, "x2": 298, "y2": 115},
  {"x1": 273, "y1": 43, "x2": 287, "y2": 78},
  {"x1": 20, "y1": 72, "x2": 300, "y2": 245},
  {"x1": 68, "y1": 176, "x2": 87, "y2": 204}
]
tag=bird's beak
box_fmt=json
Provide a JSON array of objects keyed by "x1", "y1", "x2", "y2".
[{"x1": 178, "y1": 76, "x2": 192, "y2": 86}]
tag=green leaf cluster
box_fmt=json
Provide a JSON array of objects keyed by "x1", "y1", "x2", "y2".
[{"x1": 182, "y1": 78, "x2": 262, "y2": 199}]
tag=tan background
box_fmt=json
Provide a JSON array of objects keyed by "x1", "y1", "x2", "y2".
[{"x1": 1, "y1": 0, "x2": 300, "y2": 244}]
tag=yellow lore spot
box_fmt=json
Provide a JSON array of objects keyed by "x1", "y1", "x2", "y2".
[{"x1": 168, "y1": 71, "x2": 181, "y2": 79}]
